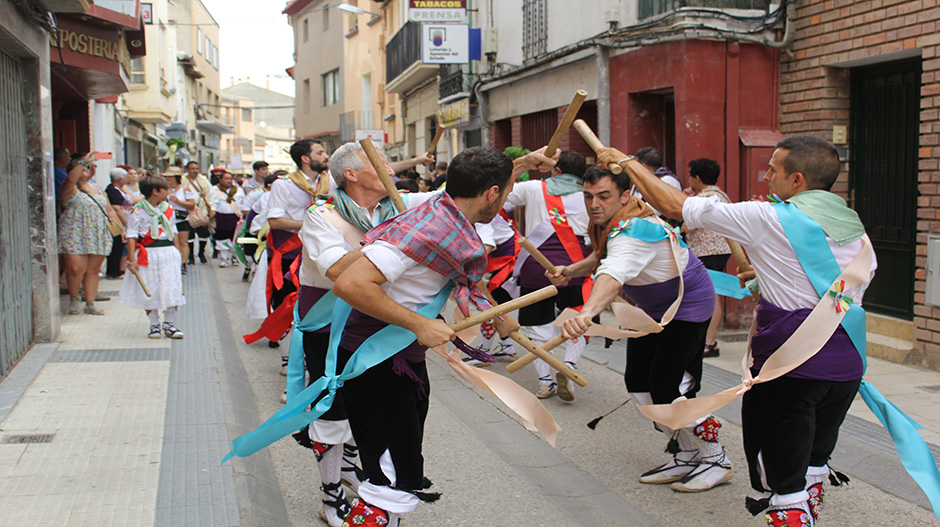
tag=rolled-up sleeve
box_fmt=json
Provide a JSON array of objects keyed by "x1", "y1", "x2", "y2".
[
  {"x1": 266, "y1": 179, "x2": 292, "y2": 220},
  {"x1": 362, "y1": 241, "x2": 414, "y2": 282},
  {"x1": 683, "y1": 197, "x2": 772, "y2": 247},
  {"x1": 300, "y1": 209, "x2": 350, "y2": 277},
  {"x1": 594, "y1": 235, "x2": 656, "y2": 285}
]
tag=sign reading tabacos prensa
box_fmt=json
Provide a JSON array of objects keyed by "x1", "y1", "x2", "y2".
[{"x1": 408, "y1": 0, "x2": 467, "y2": 22}]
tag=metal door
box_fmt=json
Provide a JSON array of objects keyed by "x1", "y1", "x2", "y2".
[
  {"x1": 0, "y1": 47, "x2": 33, "y2": 375},
  {"x1": 849, "y1": 58, "x2": 920, "y2": 319}
]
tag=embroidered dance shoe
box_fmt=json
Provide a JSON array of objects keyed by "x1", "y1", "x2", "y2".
[
  {"x1": 148, "y1": 324, "x2": 162, "y2": 339},
  {"x1": 671, "y1": 417, "x2": 733, "y2": 492},
  {"x1": 764, "y1": 501, "x2": 814, "y2": 527},
  {"x1": 342, "y1": 499, "x2": 401, "y2": 527},
  {"x1": 162, "y1": 322, "x2": 184, "y2": 339}
]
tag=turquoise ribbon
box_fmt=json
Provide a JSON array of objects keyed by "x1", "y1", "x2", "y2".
[
  {"x1": 223, "y1": 283, "x2": 455, "y2": 463},
  {"x1": 285, "y1": 291, "x2": 339, "y2": 402},
  {"x1": 706, "y1": 270, "x2": 751, "y2": 299},
  {"x1": 774, "y1": 201, "x2": 940, "y2": 516},
  {"x1": 609, "y1": 217, "x2": 688, "y2": 248}
]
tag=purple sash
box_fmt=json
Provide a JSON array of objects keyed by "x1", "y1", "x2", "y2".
[
  {"x1": 519, "y1": 233, "x2": 591, "y2": 289},
  {"x1": 298, "y1": 285, "x2": 330, "y2": 334},
  {"x1": 215, "y1": 212, "x2": 239, "y2": 232},
  {"x1": 266, "y1": 228, "x2": 302, "y2": 261},
  {"x1": 751, "y1": 298, "x2": 863, "y2": 381},
  {"x1": 620, "y1": 250, "x2": 714, "y2": 323}
]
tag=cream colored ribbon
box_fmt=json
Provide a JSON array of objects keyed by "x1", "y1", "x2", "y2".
[
  {"x1": 439, "y1": 312, "x2": 561, "y2": 446},
  {"x1": 553, "y1": 214, "x2": 688, "y2": 339},
  {"x1": 636, "y1": 235, "x2": 874, "y2": 430}
]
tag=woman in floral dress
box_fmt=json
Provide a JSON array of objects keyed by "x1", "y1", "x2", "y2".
[{"x1": 58, "y1": 153, "x2": 119, "y2": 315}]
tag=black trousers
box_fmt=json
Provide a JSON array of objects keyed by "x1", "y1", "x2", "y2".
[
  {"x1": 304, "y1": 331, "x2": 348, "y2": 421},
  {"x1": 106, "y1": 234, "x2": 124, "y2": 277},
  {"x1": 624, "y1": 318, "x2": 709, "y2": 404},
  {"x1": 339, "y1": 346, "x2": 429, "y2": 491},
  {"x1": 518, "y1": 285, "x2": 584, "y2": 326},
  {"x1": 742, "y1": 373, "x2": 861, "y2": 494},
  {"x1": 267, "y1": 254, "x2": 298, "y2": 311}
]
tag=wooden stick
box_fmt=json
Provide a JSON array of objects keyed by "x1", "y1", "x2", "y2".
[
  {"x1": 505, "y1": 326, "x2": 588, "y2": 373},
  {"x1": 478, "y1": 287, "x2": 587, "y2": 386},
  {"x1": 518, "y1": 236, "x2": 557, "y2": 275},
  {"x1": 449, "y1": 286, "x2": 557, "y2": 332},
  {"x1": 131, "y1": 268, "x2": 151, "y2": 297},
  {"x1": 572, "y1": 119, "x2": 623, "y2": 174},
  {"x1": 359, "y1": 139, "x2": 407, "y2": 213},
  {"x1": 726, "y1": 238, "x2": 760, "y2": 301},
  {"x1": 545, "y1": 90, "x2": 587, "y2": 158},
  {"x1": 427, "y1": 126, "x2": 445, "y2": 156}
]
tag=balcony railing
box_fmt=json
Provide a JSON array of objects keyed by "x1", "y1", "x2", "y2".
[
  {"x1": 385, "y1": 21, "x2": 438, "y2": 94},
  {"x1": 386, "y1": 21, "x2": 421, "y2": 84},
  {"x1": 439, "y1": 64, "x2": 465, "y2": 100},
  {"x1": 639, "y1": 0, "x2": 771, "y2": 19}
]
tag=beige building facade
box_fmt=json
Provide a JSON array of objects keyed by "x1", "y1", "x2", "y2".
[{"x1": 285, "y1": 0, "x2": 345, "y2": 150}]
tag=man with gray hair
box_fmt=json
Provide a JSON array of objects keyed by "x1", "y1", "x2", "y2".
[
  {"x1": 105, "y1": 167, "x2": 131, "y2": 278},
  {"x1": 290, "y1": 141, "x2": 437, "y2": 526}
]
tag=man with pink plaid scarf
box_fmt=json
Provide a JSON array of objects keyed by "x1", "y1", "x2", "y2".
[{"x1": 331, "y1": 146, "x2": 555, "y2": 527}]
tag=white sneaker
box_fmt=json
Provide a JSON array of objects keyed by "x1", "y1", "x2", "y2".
[
  {"x1": 219, "y1": 259, "x2": 229, "y2": 268},
  {"x1": 280, "y1": 390, "x2": 287, "y2": 404}
]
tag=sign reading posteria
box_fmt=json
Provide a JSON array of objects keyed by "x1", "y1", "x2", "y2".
[
  {"x1": 409, "y1": 0, "x2": 467, "y2": 22},
  {"x1": 422, "y1": 24, "x2": 469, "y2": 64}
]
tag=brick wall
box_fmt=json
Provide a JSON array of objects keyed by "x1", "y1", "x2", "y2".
[{"x1": 781, "y1": 0, "x2": 940, "y2": 367}]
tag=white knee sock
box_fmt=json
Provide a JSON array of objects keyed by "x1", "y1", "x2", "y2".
[
  {"x1": 564, "y1": 335, "x2": 586, "y2": 366},
  {"x1": 146, "y1": 309, "x2": 160, "y2": 325},
  {"x1": 163, "y1": 306, "x2": 177, "y2": 325},
  {"x1": 527, "y1": 323, "x2": 557, "y2": 384}
]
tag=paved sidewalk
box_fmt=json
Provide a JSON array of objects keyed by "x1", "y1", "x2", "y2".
[{"x1": 0, "y1": 266, "x2": 287, "y2": 526}]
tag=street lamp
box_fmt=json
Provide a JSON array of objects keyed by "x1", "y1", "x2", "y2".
[{"x1": 337, "y1": 4, "x2": 378, "y2": 16}]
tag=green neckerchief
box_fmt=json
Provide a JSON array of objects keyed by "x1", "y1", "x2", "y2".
[
  {"x1": 137, "y1": 198, "x2": 174, "y2": 239},
  {"x1": 787, "y1": 190, "x2": 865, "y2": 246},
  {"x1": 332, "y1": 189, "x2": 397, "y2": 233},
  {"x1": 545, "y1": 173, "x2": 583, "y2": 196}
]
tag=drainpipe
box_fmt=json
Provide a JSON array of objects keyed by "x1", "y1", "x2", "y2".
[{"x1": 596, "y1": 44, "x2": 611, "y2": 145}]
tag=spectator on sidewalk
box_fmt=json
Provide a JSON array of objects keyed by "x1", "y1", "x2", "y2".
[
  {"x1": 59, "y1": 153, "x2": 117, "y2": 315},
  {"x1": 683, "y1": 158, "x2": 732, "y2": 358},
  {"x1": 183, "y1": 161, "x2": 213, "y2": 265},
  {"x1": 105, "y1": 167, "x2": 132, "y2": 279},
  {"x1": 164, "y1": 167, "x2": 197, "y2": 275},
  {"x1": 119, "y1": 175, "x2": 185, "y2": 339}
]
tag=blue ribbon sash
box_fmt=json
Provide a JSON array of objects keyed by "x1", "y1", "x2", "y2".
[
  {"x1": 223, "y1": 283, "x2": 454, "y2": 462},
  {"x1": 774, "y1": 201, "x2": 940, "y2": 516}
]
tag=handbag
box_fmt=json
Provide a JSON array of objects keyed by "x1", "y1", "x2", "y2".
[
  {"x1": 187, "y1": 182, "x2": 211, "y2": 228},
  {"x1": 83, "y1": 187, "x2": 124, "y2": 237}
]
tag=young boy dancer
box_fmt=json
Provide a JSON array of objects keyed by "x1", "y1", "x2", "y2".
[{"x1": 119, "y1": 176, "x2": 186, "y2": 339}]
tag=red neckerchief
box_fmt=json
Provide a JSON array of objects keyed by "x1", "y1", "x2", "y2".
[
  {"x1": 541, "y1": 182, "x2": 594, "y2": 307},
  {"x1": 136, "y1": 206, "x2": 175, "y2": 266}
]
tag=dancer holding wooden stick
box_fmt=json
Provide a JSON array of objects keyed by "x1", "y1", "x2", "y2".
[
  {"x1": 330, "y1": 145, "x2": 554, "y2": 527},
  {"x1": 119, "y1": 175, "x2": 186, "y2": 339},
  {"x1": 505, "y1": 148, "x2": 593, "y2": 401}
]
